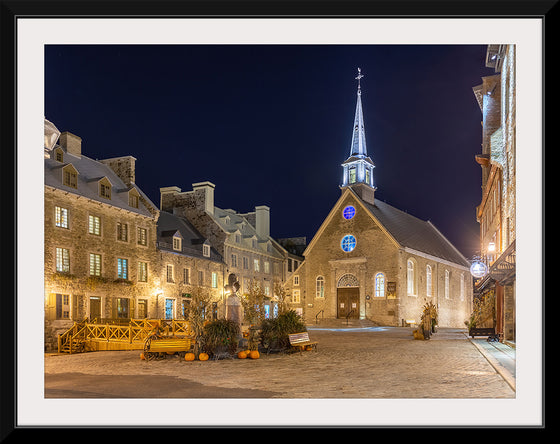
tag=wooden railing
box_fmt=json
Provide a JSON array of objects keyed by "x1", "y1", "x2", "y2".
[{"x1": 58, "y1": 318, "x2": 192, "y2": 353}]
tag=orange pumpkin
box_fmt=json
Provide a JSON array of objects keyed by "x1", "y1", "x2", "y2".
[
  {"x1": 237, "y1": 351, "x2": 248, "y2": 359},
  {"x1": 248, "y1": 350, "x2": 260, "y2": 359},
  {"x1": 140, "y1": 352, "x2": 145, "y2": 360},
  {"x1": 198, "y1": 352, "x2": 209, "y2": 361},
  {"x1": 184, "y1": 352, "x2": 195, "y2": 361}
]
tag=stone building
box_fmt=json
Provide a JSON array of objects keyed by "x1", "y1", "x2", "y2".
[
  {"x1": 283, "y1": 70, "x2": 473, "y2": 327},
  {"x1": 43, "y1": 120, "x2": 225, "y2": 350},
  {"x1": 156, "y1": 210, "x2": 225, "y2": 320},
  {"x1": 160, "y1": 182, "x2": 288, "y2": 319},
  {"x1": 472, "y1": 45, "x2": 516, "y2": 341}
]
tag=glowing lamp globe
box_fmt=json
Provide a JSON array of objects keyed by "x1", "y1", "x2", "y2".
[{"x1": 470, "y1": 261, "x2": 488, "y2": 278}]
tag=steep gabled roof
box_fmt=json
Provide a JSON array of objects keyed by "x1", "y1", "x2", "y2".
[{"x1": 360, "y1": 197, "x2": 470, "y2": 267}]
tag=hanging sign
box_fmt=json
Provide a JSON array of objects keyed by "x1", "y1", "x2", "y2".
[{"x1": 470, "y1": 260, "x2": 488, "y2": 278}]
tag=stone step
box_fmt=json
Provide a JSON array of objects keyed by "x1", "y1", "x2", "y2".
[{"x1": 307, "y1": 317, "x2": 379, "y2": 329}]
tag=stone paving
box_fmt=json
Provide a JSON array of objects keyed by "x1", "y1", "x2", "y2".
[{"x1": 44, "y1": 326, "x2": 515, "y2": 399}]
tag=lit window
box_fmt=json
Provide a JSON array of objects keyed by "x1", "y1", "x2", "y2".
[
  {"x1": 343, "y1": 205, "x2": 356, "y2": 220},
  {"x1": 375, "y1": 273, "x2": 385, "y2": 297},
  {"x1": 407, "y1": 259, "x2": 416, "y2": 296},
  {"x1": 88, "y1": 215, "x2": 101, "y2": 236},
  {"x1": 292, "y1": 289, "x2": 301, "y2": 303},
  {"x1": 117, "y1": 258, "x2": 128, "y2": 280},
  {"x1": 89, "y1": 253, "x2": 101, "y2": 276},
  {"x1": 138, "y1": 261, "x2": 148, "y2": 282},
  {"x1": 55, "y1": 206, "x2": 68, "y2": 228},
  {"x1": 264, "y1": 261, "x2": 270, "y2": 274},
  {"x1": 316, "y1": 276, "x2": 325, "y2": 298},
  {"x1": 341, "y1": 235, "x2": 357, "y2": 252},
  {"x1": 365, "y1": 168, "x2": 371, "y2": 184},
  {"x1": 254, "y1": 259, "x2": 260, "y2": 272},
  {"x1": 426, "y1": 265, "x2": 432, "y2": 297},
  {"x1": 211, "y1": 272, "x2": 218, "y2": 288},
  {"x1": 56, "y1": 247, "x2": 70, "y2": 273},
  {"x1": 203, "y1": 244, "x2": 211, "y2": 257},
  {"x1": 349, "y1": 167, "x2": 356, "y2": 184}
]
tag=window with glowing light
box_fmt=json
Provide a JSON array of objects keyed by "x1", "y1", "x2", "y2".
[
  {"x1": 375, "y1": 273, "x2": 385, "y2": 297},
  {"x1": 343, "y1": 205, "x2": 356, "y2": 220},
  {"x1": 349, "y1": 167, "x2": 357, "y2": 184},
  {"x1": 341, "y1": 235, "x2": 357, "y2": 252}
]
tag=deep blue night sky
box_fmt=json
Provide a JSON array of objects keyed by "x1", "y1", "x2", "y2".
[{"x1": 44, "y1": 44, "x2": 497, "y2": 259}]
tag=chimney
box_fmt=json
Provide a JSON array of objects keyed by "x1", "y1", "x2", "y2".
[
  {"x1": 255, "y1": 205, "x2": 270, "y2": 239},
  {"x1": 192, "y1": 181, "x2": 215, "y2": 215},
  {"x1": 59, "y1": 131, "x2": 82, "y2": 157},
  {"x1": 160, "y1": 186, "x2": 182, "y2": 212},
  {"x1": 100, "y1": 156, "x2": 137, "y2": 186}
]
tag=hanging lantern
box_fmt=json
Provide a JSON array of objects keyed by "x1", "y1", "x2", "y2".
[{"x1": 470, "y1": 260, "x2": 488, "y2": 278}]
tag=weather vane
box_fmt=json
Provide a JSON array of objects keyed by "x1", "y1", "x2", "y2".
[{"x1": 355, "y1": 67, "x2": 364, "y2": 90}]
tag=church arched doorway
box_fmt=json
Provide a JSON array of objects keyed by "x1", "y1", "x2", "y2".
[{"x1": 337, "y1": 274, "x2": 360, "y2": 319}]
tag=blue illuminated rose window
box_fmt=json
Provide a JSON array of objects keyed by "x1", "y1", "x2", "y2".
[
  {"x1": 341, "y1": 235, "x2": 357, "y2": 252},
  {"x1": 343, "y1": 205, "x2": 356, "y2": 220}
]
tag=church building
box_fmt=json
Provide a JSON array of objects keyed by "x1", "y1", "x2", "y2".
[{"x1": 284, "y1": 69, "x2": 473, "y2": 328}]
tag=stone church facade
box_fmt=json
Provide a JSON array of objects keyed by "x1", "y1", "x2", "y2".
[{"x1": 283, "y1": 70, "x2": 473, "y2": 328}]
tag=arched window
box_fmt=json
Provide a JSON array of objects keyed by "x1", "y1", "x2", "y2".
[
  {"x1": 316, "y1": 276, "x2": 325, "y2": 298},
  {"x1": 444, "y1": 270, "x2": 450, "y2": 299},
  {"x1": 426, "y1": 265, "x2": 432, "y2": 297},
  {"x1": 460, "y1": 273, "x2": 465, "y2": 301},
  {"x1": 375, "y1": 273, "x2": 385, "y2": 297},
  {"x1": 407, "y1": 259, "x2": 417, "y2": 296}
]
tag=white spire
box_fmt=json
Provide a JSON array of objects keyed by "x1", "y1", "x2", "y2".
[{"x1": 350, "y1": 67, "x2": 367, "y2": 157}]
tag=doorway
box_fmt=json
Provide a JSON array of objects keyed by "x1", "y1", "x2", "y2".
[
  {"x1": 89, "y1": 296, "x2": 101, "y2": 320},
  {"x1": 337, "y1": 287, "x2": 359, "y2": 319}
]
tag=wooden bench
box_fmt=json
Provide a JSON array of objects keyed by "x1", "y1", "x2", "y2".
[
  {"x1": 143, "y1": 336, "x2": 192, "y2": 360},
  {"x1": 469, "y1": 327, "x2": 500, "y2": 342},
  {"x1": 288, "y1": 332, "x2": 318, "y2": 354}
]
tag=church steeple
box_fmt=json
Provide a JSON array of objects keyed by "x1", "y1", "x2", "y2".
[{"x1": 341, "y1": 68, "x2": 376, "y2": 204}]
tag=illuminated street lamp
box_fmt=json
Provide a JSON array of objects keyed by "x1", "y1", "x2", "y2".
[{"x1": 470, "y1": 257, "x2": 488, "y2": 279}]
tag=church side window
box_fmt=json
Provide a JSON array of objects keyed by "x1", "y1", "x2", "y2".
[
  {"x1": 375, "y1": 273, "x2": 385, "y2": 297},
  {"x1": 407, "y1": 259, "x2": 417, "y2": 296},
  {"x1": 426, "y1": 265, "x2": 432, "y2": 297},
  {"x1": 445, "y1": 270, "x2": 450, "y2": 299},
  {"x1": 316, "y1": 276, "x2": 325, "y2": 298}
]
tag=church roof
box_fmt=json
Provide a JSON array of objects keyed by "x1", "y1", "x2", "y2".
[{"x1": 359, "y1": 196, "x2": 470, "y2": 267}]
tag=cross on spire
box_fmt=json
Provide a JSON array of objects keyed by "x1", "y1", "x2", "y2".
[{"x1": 355, "y1": 67, "x2": 364, "y2": 91}]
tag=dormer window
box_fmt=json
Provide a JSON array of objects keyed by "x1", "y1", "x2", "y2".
[
  {"x1": 128, "y1": 188, "x2": 140, "y2": 208},
  {"x1": 98, "y1": 177, "x2": 111, "y2": 200},
  {"x1": 173, "y1": 236, "x2": 182, "y2": 251},
  {"x1": 62, "y1": 164, "x2": 78, "y2": 189},
  {"x1": 54, "y1": 147, "x2": 64, "y2": 162},
  {"x1": 203, "y1": 242, "x2": 211, "y2": 258}
]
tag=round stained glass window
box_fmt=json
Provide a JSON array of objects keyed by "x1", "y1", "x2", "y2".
[
  {"x1": 341, "y1": 235, "x2": 357, "y2": 252},
  {"x1": 343, "y1": 205, "x2": 356, "y2": 220}
]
